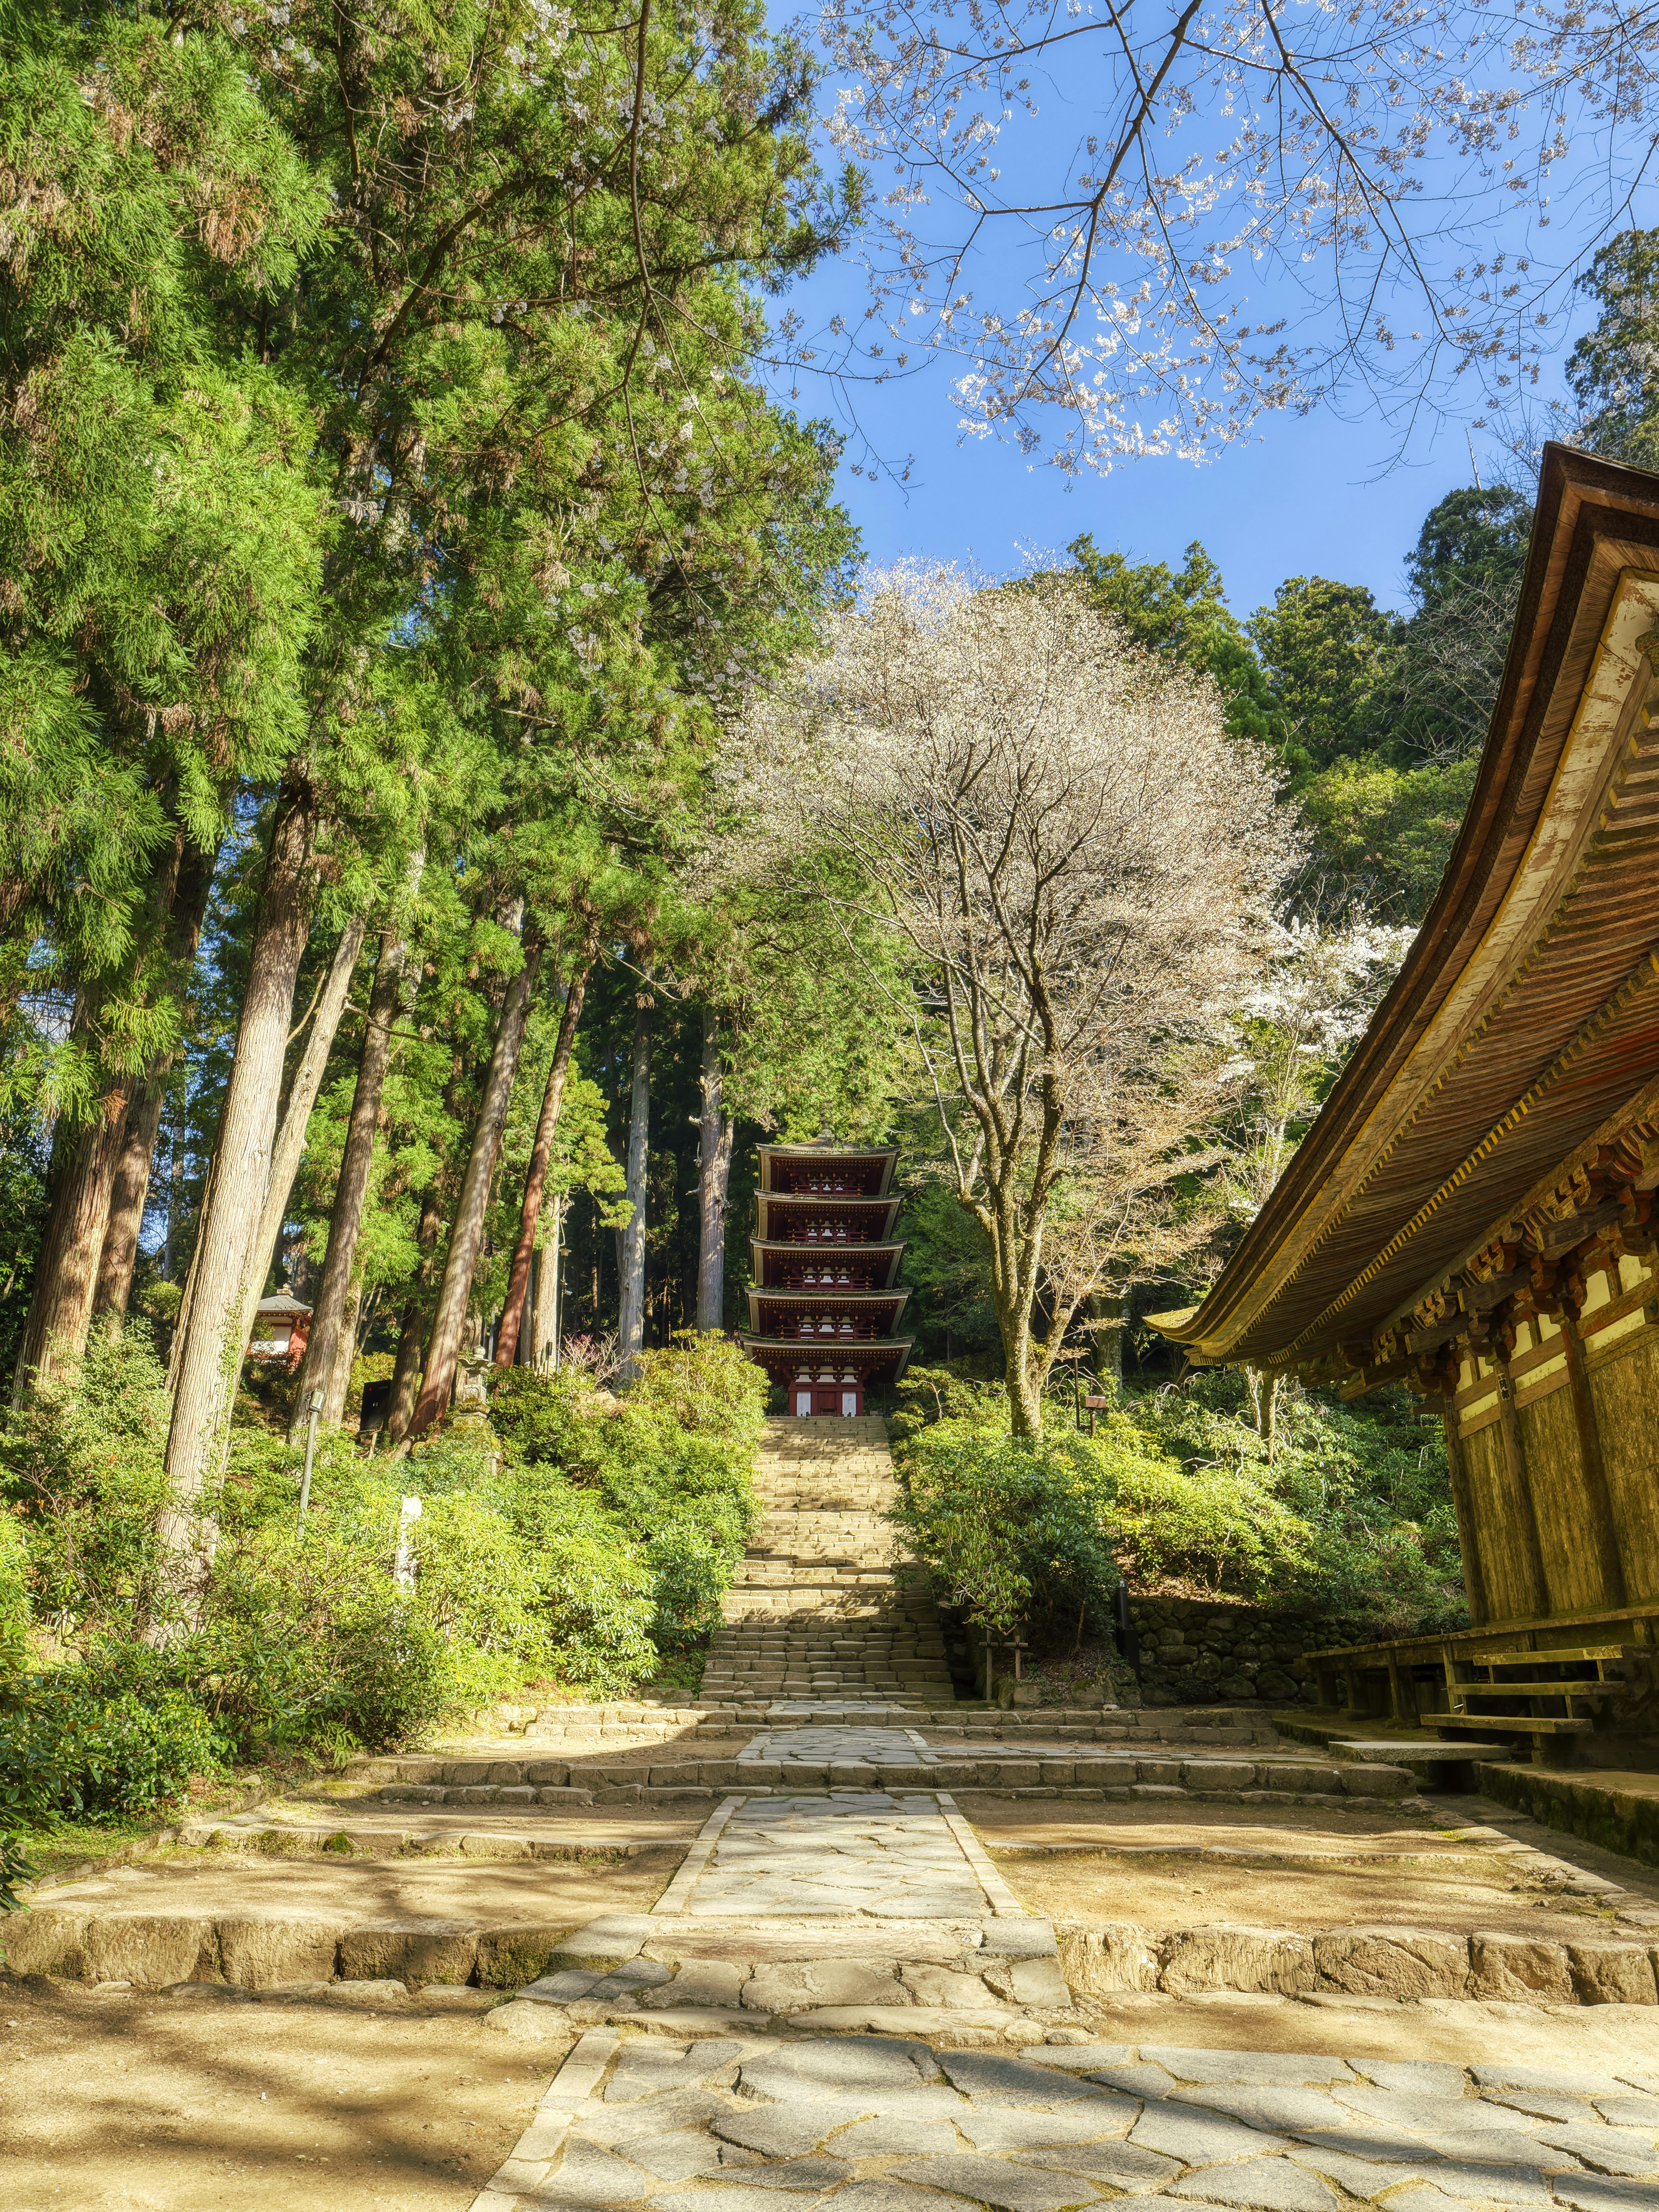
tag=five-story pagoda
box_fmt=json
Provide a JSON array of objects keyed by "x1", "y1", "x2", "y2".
[{"x1": 739, "y1": 1139, "x2": 913, "y2": 1416}]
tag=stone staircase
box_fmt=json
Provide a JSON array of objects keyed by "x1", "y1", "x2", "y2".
[{"x1": 698, "y1": 1416, "x2": 956, "y2": 1707}]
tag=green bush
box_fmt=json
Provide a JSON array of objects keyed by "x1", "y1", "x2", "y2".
[
  {"x1": 0, "y1": 1317, "x2": 768, "y2": 1799},
  {"x1": 891, "y1": 1420, "x2": 1122, "y2": 1642},
  {"x1": 0, "y1": 1673, "x2": 223, "y2": 1824}
]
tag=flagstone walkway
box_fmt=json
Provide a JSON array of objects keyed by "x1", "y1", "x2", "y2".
[{"x1": 474, "y1": 2019, "x2": 1659, "y2": 2212}]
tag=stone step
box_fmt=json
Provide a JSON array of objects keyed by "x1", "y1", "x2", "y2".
[{"x1": 343, "y1": 1749, "x2": 1414, "y2": 1804}]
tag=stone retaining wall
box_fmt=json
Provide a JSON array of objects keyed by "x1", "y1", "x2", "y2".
[
  {"x1": 1057, "y1": 1917, "x2": 1659, "y2": 2004},
  {"x1": 13, "y1": 1900, "x2": 1656, "y2": 2006},
  {"x1": 1128, "y1": 1597, "x2": 1395, "y2": 1705}
]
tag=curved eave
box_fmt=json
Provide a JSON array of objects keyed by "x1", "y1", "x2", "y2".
[
  {"x1": 745, "y1": 1287, "x2": 912, "y2": 1330},
  {"x1": 739, "y1": 1335, "x2": 915, "y2": 1383},
  {"x1": 1159, "y1": 443, "x2": 1659, "y2": 1369},
  {"x1": 749, "y1": 1238, "x2": 906, "y2": 1290},
  {"x1": 755, "y1": 1195, "x2": 903, "y2": 1242},
  {"x1": 758, "y1": 1144, "x2": 899, "y2": 1199}
]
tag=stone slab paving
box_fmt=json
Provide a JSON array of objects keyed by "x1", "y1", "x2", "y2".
[
  {"x1": 470, "y1": 2024, "x2": 1659, "y2": 2212},
  {"x1": 677, "y1": 1794, "x2": 990, "y2": 1920}
]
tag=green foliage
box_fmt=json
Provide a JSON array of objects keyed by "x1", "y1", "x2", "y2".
[
  {"x1": 1296, "y1": 754, "x2": 1478, "y2": 921},
  {"x1": 0, "y1": 1828, "x2": 37, "y2": 1911},
  {"x1": 1248, "y1": 576, "x2": 1397, "y2": 778},
  {"x1": 889, "y1": 1360, "x2": 1464, "y2": 1653},
  {"x1": 1120, "y1": 1370, "x2": 1465, "y2": 1633},
  {"x1": 0, "y1": 1503, "x2": 29, "y2": 1681},
  {"x1": 891, "y1": 1415, "x2": 1122, "y2": 1641},
  {"x1": 487, "y1": 1333, "x2": 763, "y2": 1663},
  {"x1": 0, "y1": 1323, "x2": 765, "y2": 1804},
  {"x1": 1067, "y1": 533, "x2": 1281, "y2": 742},
  {"x1": 1570, "y1": 229, "x2": 1659, "y2": 469},
  {"x1": 0, "y1": 1674, "x2": 224, "y2": 1824}
]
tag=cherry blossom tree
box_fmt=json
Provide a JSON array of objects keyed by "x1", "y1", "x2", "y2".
[
  {"x1": 722, "y1": 564, "x2": 1300, "y2": 1434},
  {"x1": 813, "y1": 0, "x2": 1659, "y2": 470}
]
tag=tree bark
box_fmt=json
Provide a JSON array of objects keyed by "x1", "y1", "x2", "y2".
[
  {"x1": 493, "y1": 959, "x2": 591, "y2": 1369},
  {"x1": 1093, "y1": 1288, "x2": 1126, "y2": 1384},
  {"x1": 530, "y1": 1195, "x2": 563, "y2": 1368},
  {"x1": 228, "y1": 909, "x2": 369, "y2": 1390},
  {"x1": 385, "y1": 1190, "x2": 443, "y2": 1446},
  {"x1": 161, "y1": 772, "x2": 319, "y2": 1547},
  {"x1": 289, "y1": 917, "x2": 413, "y2": 1436},
  {"x1": 617, "y1": 986, "x2": 653, "y2": 1376},
  {"x1": 92, "y1": 835, "x2": 220, "y2": 1322},
  {"x1": 326, "y1": 1277, "x2": 361, "y2": 1426},
  {"x1": 397, "y1": 941, "x2": 542, "y2": 1447},
  {"x1": 696, "y1": 1007, "x2": 734, "y2": 1334},
  {"x1": 10, "y1": 1106, "x2": 130, "y2": 1402}
]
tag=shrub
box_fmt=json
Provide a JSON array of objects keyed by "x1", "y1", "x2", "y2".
[
  {"x1": 0, "y1": 1673, "x2": 223, "y2": 1824},
  {"x1": 537, "y1": 1535, "x2": 656, "y2": 1691},
  {"x1": 185, "y1": 1512, "x2": 457, "y2": 1758},
  {"x1": 0, "y1": 1319, "x2": 172, "y2": 1637},
  {"x1": 892, "y1": 1421, "x2": 1121, "y2": 1642}
]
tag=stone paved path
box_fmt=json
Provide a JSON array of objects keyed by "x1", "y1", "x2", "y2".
[
  {"x1": 474, "y1": 2023, "x2": 1659, "y2": 2212},
  {"x1": 676, "y1": 1795, "x2": 988, "y2": 1920}
]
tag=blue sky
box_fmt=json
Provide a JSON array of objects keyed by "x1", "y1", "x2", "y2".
[{"x1": 798, "y1": 366, "x2": 1500, "y2": 620}]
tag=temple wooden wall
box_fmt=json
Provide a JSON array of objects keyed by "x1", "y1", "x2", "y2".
[{"x1": 1450, "y1": 1254, "x2": 1659, "y2": 1630}]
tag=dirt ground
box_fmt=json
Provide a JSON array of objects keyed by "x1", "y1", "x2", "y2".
[
  {"x1": 0, "y1": 1980, "x2": 569, "y2": 2212},
  {"x1": 30, "y1": 1845, "x2": 683, "y2": 1924},
  {"x1": 966, "y1": 1794, "x2": 1659, "y2": 1936}
]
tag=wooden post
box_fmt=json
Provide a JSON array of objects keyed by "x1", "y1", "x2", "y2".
[
  {"x1": 1385, "y1": 1648, "x2": 1417, "y2": 1726},
  {"x1": 1560, "y1": 1312, "x2": 1627, "y2": 1608},
  {"x1": 1441, "y1": 1408, "x2": 1489, "y2": 1626},
  {"x1": 1492, "y1": 1352, "x2": 1550, "y2": 1617}
]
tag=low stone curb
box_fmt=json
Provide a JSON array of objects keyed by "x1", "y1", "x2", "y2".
[
  {"x1": 173, "y1": 1820, "x2": 687, "y2": 1860},
  {"x1": 361, "y1": 1756, "x2": 1414, "y2": 1806},
  {"x1": 1057, "y1": 1916, "x2": 1659, "y2": 2004}
]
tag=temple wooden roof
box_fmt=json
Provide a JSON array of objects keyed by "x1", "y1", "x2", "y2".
[
  {"x1": 753, "y1": 1192, "x2": 904, "y2": 1244},
  {"x1": 738, "y1": 1335, "x2": 916, "y2": 1383},
  {"x1": 746, "y1": 1286, "x2": 911, "y2": 1327},
  {"x1": 750, "y1": 1239, "x2": 906, "y2": 1290},
  {"x1": 757, "y1": 1142, "x2": 898, "y2": 1198},
  {"x1": 1154, "y1": 445, "x2": 1659, "y2": 1379}
]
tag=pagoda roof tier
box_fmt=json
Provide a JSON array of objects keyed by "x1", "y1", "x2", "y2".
[
  {"x1": 739, "y1": 1335, "x2": 915, "y2": 1385},
  {"x1": 757, "y1": 1142, "x2": 898, "y2": 1199},
  {"x1": 746, "y1": 1286, "x2": 911, "y2": 1335},
  {"x1": 754, "y1": 1192, "x2": 903, "y2": 1244},
  {"x1": 750, "y1": 1239, "x2": 906, "y2": 1290}
]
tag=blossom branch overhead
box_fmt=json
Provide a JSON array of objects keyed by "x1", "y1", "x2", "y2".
[{"x1": 803, "y1": 0, "x2": 1659, "y2": 470}]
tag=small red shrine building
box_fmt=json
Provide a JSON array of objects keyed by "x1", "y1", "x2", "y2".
[{"x1": 739, "y1": 1139, "x2": 915, "y2": 1416}]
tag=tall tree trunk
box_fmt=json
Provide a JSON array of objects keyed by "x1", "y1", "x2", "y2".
[
  {"x1": 385, "y1": 1188, "x2": 443, "y2": 1445},
  {"x1": 617, "y1": 986, "x2": 653, "y2": 1376},
  {"x1": 289, "y1": 915, "x2": 413, "y2": 1436},
  {"x1": 326, "y1": 1276, "x2": 361, "y2": 1425},
  {"x1": 15, "y1": 826, "x2": 219, "y2": 1387},
  {"x1": 397, "y1": 943, "x2": 542, "y2": 1448},
  {"x1": 1093, "y1": 1287, "x2": 1126, "y2": 1384},
  {"x1": 695, "y1": 1007, "x2": 733, "y2": 1334},
  {"x1": 161, "y1": 772, "x2": 318, "y2": 1552},
  {"x1": 227, "y1": 909, "x2": 369, "y2": 1389},
  {"x1": 93, "y1": 836, "x2": 221, "y2": 1321},
  {"x1": 10, "y1": 1106, "x2": 130, "y2": 1402},
  {"x1": 492, "y1": 958, "x2": 591, "y2": 1370},
  {"x1": 530, "y1": 1195, "x2": 563, "y2": 1368}
]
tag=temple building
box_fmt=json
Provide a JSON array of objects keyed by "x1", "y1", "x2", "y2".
[
  {"x1": 1153, "y1": 445, "x2": 1659, "y2": 1764},
  {"x1": 739, "y1": 1139, "x2": 915, "y2": 1416}
]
